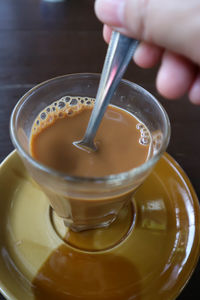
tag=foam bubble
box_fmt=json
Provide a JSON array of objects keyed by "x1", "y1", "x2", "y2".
[
  {"x1": 65, "y1": 96, "x2": 70, "y2": 102},
  {"x1": 141, "y1": 132, "x2": 149, "y2": 137},
  {"x1": 136, "y1": 123, "x2": 144, "y2": 130},
  {"x1": 58, "y1": 101, "x2": 65, "y2": 109},
  {"x1": 139, "y1": 137, "x2": 150, "y2": 145},
  {"x1": 40, "y1": 112, "x2": 46, "y2": 120},
  {"x1": 70, "y1": 99, "x2": 78, "y2": 106},
  {"x1": 136, "y1": 123, "x2": 151, "y2": 145},
  {"x1": 31, "y1": 96, "x2": 95, "y2": 136}
]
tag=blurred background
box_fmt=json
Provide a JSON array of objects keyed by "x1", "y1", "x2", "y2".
[{"x1": 0, "y1": 0, "x2": 199, "y2": 299}]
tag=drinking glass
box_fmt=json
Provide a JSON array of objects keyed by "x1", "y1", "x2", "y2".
[{"x1": 10, "y1": 73, "x2": 170, "y2": 232}]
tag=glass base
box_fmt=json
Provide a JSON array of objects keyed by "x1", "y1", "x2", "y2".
[
  {"x1": 51, "y1": 200, "x2": 135, "y2": 251},
  {"x1": 0, "y1": 151, "x2": 200, "y2": 300}
]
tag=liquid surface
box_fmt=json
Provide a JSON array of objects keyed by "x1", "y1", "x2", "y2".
[{"x1": 30, "y1": 96, "x2": 151, "y2": 177}]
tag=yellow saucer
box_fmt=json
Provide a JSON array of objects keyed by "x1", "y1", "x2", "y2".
[{"x1": 0, "y1": 151, "x2": 200, "y2": 300}]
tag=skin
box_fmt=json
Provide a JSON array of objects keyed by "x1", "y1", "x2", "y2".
[{"x1": 95, "y1": 0, "x2": 200, "y2": 104}]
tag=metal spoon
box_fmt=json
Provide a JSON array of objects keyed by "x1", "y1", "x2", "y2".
[{"x1": 74, "y1": 31, "x2": 139, "y2": 152}]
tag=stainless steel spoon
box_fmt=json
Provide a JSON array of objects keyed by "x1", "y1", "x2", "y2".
[{"x1": 74, "y1": 31, "x2": 139, "y2": 152}]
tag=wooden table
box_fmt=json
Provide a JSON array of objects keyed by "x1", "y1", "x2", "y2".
[{"x1": 0, "y1": 0, "x2": 199, "y2": 299}]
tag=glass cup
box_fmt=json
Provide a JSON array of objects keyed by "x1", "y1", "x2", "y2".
[{"x1": 10, "y1": 73, "x2": 170, "y2": 232}]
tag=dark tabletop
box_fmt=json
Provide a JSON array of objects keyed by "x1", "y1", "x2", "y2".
[{"x1": 0, "y1": 0, "x2": 199, "y2": 299}]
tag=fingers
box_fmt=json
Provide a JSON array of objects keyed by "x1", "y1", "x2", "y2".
[
  {"x1": 98, "y1": 1, "x2": 200, "y2": 104},
  {"x1": 103, "y1": 24, "x2": 198, "y2": 103},
  {"x1": 103, "y1": 25, "x2": 163, "y2": 68},
  {"x1": 95, "y1": 0, "x2": 125, "y2": 28},
  {"x1": 189, "y1": 72, "x2": 200, "y2": 104},
  {"x1": 156, "y1": 51, "x2": 196, "y2": 100},
  {"x1": 133, "y1": 42, "x2": 163, "y2": 68},
  {"x1": 103, "y1": 24, "x2": 112, "y2": 44},
  {"x1": 95, "y1": 0, "x2": 200, "y2": 65}
]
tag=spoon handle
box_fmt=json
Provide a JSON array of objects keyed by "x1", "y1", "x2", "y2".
[{"x1": 82, "y1": 31, "x2": 139, "y2": 146}]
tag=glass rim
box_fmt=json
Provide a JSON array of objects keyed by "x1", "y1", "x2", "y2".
[{"x1": 10, "y1": 73, "x2": 171, "y2": 184}]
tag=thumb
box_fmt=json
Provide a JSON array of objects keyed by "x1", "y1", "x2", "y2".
[{"x1": 95, "y1": 0, "x2": 200, "y2": 65}]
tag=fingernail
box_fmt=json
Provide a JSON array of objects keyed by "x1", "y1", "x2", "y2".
[
  {"x1": 189, "y1": 72, "x2": 200, "y2": 105},
  {"x1": 95, "y1": 0, "x2": 125, "y2": 26}
]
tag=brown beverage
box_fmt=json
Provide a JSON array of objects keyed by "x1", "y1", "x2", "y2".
[
  {"x1": 30, "y1": 96, "x2": 151, "y2": 177},
  {"x1": 29, "y1": 95, "x2": 152, "y2": 231}
]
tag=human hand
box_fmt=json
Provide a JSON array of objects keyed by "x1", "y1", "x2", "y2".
[{"x1": 95, "y1": 0, "x2": 200, "y2": 104}]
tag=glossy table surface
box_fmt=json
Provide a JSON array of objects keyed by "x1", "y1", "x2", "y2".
[{"x1": 0, "y1": 0, "x2": 199, "y2": 299}]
